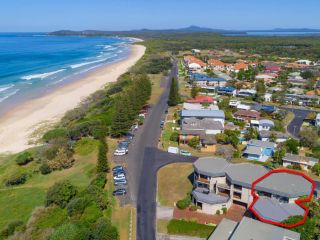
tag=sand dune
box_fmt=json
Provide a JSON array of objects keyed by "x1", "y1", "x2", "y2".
[{"x1": 0, "y1": 44, "x2": 146, "y2": 153}]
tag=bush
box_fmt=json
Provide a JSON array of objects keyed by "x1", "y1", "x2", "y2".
[
  {"x1": 222, "y1": 207, "x2": 227, "y2": 214},
  {"x1": 86, "y1": 185, "x2": 108, "y2": 210},
  {"x1": 5, "y1": 173, "x2": 27, "y2": 186},
  {"x1": 97, "y1": 141, "x2": 109, "y2": 173},
  {"x1": 15, "y1": 152, "x2": 33, "y2": 166},
  {"x1": 39, "y1": 162, "x2": 52, "y2": 175},
  {"x1": 43, "y1": 128, "x2": 68, "y2": 142},
  {"x1": 188, "y1": 137, "x2": 200, "y2": 149},
  {"x1": 67, "y1": 197, "x2": 88, "y2": 217},
  {"x1": 90, "y1": 173, "x2": 107, "y2": 189},
  {"x1": 46, "y1": 181, "x2": 78, "y2": 208},
  {"x1": 170, "y1": 132, "x2": 179, "y2": 142},
  {"x1": 216, "y1": 210, "x2": 221, "y2": 215},
  {"x1": 90, "y1": 217, "x2": 119, "y2": 240},
  {"x1": 189, "y1": 205, "x2": 198, "y2": 211},
  {"x1": 0, "y1": 220, "x2": 24, "y2": 238},
  {"x1": 48, "y1": 148, "x2": 75, "y2": 171},
  {"x1": 49, "y1": 223, "x2": 83, "y2": 240},
  {"x1": 176, "y1": 194, "x2": 191, "y2": 210}
]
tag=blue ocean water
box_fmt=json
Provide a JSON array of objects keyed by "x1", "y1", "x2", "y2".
[{"x1": 0, "y1": 33, "x2": 132, "y2": 112}]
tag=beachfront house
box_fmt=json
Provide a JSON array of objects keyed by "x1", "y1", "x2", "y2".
[
  {"x1": 243, "y1": 139, "x2": 276, "y2": 161},
  {"x1": 283, "y1": 153, "x2": 319, "y2": 171},
  {"x1": 180, "y1": 109, "x2": 225, "y2": 126},
  {"x1": 192, "y1": 157, "x2": 311, "y2": 222}
]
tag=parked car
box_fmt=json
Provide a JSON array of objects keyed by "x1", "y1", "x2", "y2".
[
  {"x1": 124, "y1": 133, "x2": 134, "y2": 141},
  {"x1": 113, "y1": 175, "x2": 126, "y2": 181},
  {"x1": 131, "y1": 124, "x2": 139, "y2": 131},
  {"x1": 113, "y1": 170, "x2": 126, "y2": 176},
  {"x1": 112, "y1": 188, "x2": 127, "y2": 196},
  {"x1": 112, "y1": 166, "x2": 124, "y2": 172},
  {"x1": 168, "y1": 146, "x2": 179, "y2": 154},
  {"x1": 180, "y1": 150, "x2": 192, "y2": 156},
  {"x1": 114, "y1": 179, "x2": 127, "y2": 186},
  {"x1": 114, "y1": 148, "x2": 128, "y2": 156},
  {"x1": 160, "y1": 121, "x2": 165, "y2": 129}
]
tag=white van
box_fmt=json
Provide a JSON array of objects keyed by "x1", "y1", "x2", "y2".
[{"x1": 168, "y1": 146, "x2": 179, "y2": 154}]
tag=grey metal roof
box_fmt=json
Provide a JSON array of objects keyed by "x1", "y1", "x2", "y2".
[
  {"x1": 182, "y1": 118, "x2": 224, "y2": 131},
  {"x1": 181, "y1": 109, "x2": 225, "y2": 119},
  {"x1": 252, "y1": 197, "x2": 305, "y2": 222},
  {"x1": 180, "y1": 130, "x2": 217, "y2": 145},
  {"x1": 248, "y1": 139, "x2": 276, "y2": 149},
  {"x1": 259, "y1": 119, "x2": 275, "y2": 127},
  {"x1": 192, "y1": 188, "x2": 229, "y2": 205},
  {"x1": 243, "y1": 146, "x2": 263, "y2": 156},
  {"x1": 259, "y1": 130, "x2": 289, "y2": 139},
  {"x1": 194, "y1": 157, "x2": 229, "y2": 177},
  {"x1": 208, "y1": 218, "x2": 237, "y2": 240},
  {"x1": 283, "y1": 153, "x2": 318, "y2": 165},
  {"x1": 229, "y1": 217, "x2": 300, "y2": 240},
  {"x1": 225, "y1": 163, "x2": 269, "y2": 188},
  {"x1": 255, "y1": 172, "x2": 313, "y2": 198}
]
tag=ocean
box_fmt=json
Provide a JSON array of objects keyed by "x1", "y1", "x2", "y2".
[{"x1": 0, "y1": 33, "x2": 132, "y2": 113}]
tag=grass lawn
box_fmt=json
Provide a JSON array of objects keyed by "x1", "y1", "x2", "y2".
[
  {"x1": 0, "y1": 187, "x2": 46, "y2": 229},
  {"x1": 157, "y1": 219, "x2": 169, "y2": 234},
  {"x1": 148, "y1": 73, "x2": 165, "y2": 105},
  {"x1": 167, "y1": 219, "x2": 215, "y2": 238},
  {"x1": 157, "y1": 163, "x2": 193, "y2": 207}
]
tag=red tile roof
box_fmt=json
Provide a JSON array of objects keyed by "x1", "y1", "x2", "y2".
[
  {"x1": 208, "y1": 59, "x2": 227, "y2": 67},
  {"x1": 187, "y1": 96, "x2": 214, "y2": 104},
  {"x1": 184, "y1": 55, "x2": 206, "y2": 67}
]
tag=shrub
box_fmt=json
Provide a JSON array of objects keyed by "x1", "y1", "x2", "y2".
[
  {"x1": 5, "y1": 173, "x2": 27, "y2": 186},
  {"x1": 15, "y1": 151, "x2": 33, "y2": 166},
  {"x1": 48, "y1": 148, "x2": 75, "y2": 171},
  {"x1": 67, "y1": 197, "x2": 88, "y2": 217},
  {"x1": 91, "y1": 217, "x2": 119, "y2": 240},
  {"x1": 46, "y1": 181, "x2": 78, "y2": 208},
  {"x1": 176, "y1": 194, "x2": 191, "y2": 210},
  {"x1": 39, "y1": 162, "x2": 52, "y2": 175},
  {"x1": 43, "y1": 128, "x2": 68, "y2": 142},
  {"x1": 222, "y1": 207, "x2": 227, "y2": 214},
  {"x1": 49, "y1": 223, "x2": 83, "y2": 240},
  {"x1": 0, "y1": 220, "x2": 24, "y2": 238},
  {"x1": 90, "y1": 173, "x2": 107, "y2": 189},
  {"x1": 189, "y1": 205, "x2": 198, "y2": 211},
  {"x1": 216, "y1": 210, "x2": 221, "y2": 215},
  {"x1": 188, "y1": 137, "x2": 200, "y2": 149},
  {"x1": 170, "y1": 132, "x2": 179, "y2": 142},
  {"x1": 86, "y1": 185, "x2": 108, "y2": 210},
  {"x1": 97, "y1": 141, "x2": 109, "y2": 173}
]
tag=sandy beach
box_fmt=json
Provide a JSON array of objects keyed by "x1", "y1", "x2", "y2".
[{"x1": 0, "y1": 44, "x2": 146, "y2": 153}]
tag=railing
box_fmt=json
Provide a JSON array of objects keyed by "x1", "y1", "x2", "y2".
[
  {"x1": 217, "y1": 183, "x2": 231, "y2": 190},
  {"x1": 196, "y1": 177, "x2": 210, "y2": 184}
]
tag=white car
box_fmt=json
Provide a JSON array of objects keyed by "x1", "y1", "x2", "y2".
[
  {"x1": 168, "y1": 146, "x2": 179, "y2": 154},
  {"x1": 114, "y1": 148, "x2": 128, "y2": 156},
  {"x1": 114, "y1": 175, "x2": 126, "y2": 181}
]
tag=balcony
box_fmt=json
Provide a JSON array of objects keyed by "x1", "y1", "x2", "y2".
[
  {"x1": 217, "y1": 183, "x2": 231, "y2": 190},
  {"x1": 196, "y1": 177, "x2": 210, "y2": 184}
]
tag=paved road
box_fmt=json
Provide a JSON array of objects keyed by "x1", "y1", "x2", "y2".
[
  {"x1": 284, "y1": 108, "x2": 310, "y2": 138},
  {"x1": 137, "y1": 148, "x2": 197, "y2": 240}
]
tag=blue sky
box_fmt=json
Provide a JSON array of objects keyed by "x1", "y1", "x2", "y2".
[{"x1": 1, "y1": 0, "x2": 319, "y2": 32}]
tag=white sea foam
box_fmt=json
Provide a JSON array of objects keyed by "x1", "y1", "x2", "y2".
[
  {"x1": 0, "y1": 84, "x2": 14, "y2": 93},
  {"x1": 70, "y1": 58, "x2": 109, "y2": 69},
  {"x1": 0, "y1": 89, "x2": 19, "y2": 103},
  {"x1": 21, "y1": 69, "x2": 66, "y2": 80}
]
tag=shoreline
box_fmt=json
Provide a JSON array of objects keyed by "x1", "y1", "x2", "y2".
[{"x1": 0, "y1": 44, "x2": 146, "y2": 153}]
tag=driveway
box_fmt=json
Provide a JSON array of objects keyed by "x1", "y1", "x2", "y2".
[{"x1": 284, "y1": 108, "x2": 310, "y2": 138}]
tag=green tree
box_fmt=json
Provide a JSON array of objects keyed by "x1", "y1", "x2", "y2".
[
  {"x1": 168, "y1": 78, "x2": 180, "y2": 106},
  {"x1": 244, "y1": 128, "x2": 259, "y2": 141},
  {"x1": 97, "y1": 140, "x2": 109, "y2": 173},
  {"x1": 91, "y1": 217, "x2": 119, "y2": 240},
  {"x1": 49, "y1": 147, "x2": 74, "y2": 170},
  {"x1": 312, "y1": 163, "x2": 320, "y2": 176},
  {"x1": 188, "y1": 137, "x2": 200, "y2": 149},
  {"x1": 285, "y1": 138, "x2": 299, "y2": 154},
  {"x1": 300, "y1": 127, "x2": 318, "y2": 148},
  {"x1": 273, "y1": 148, "x2": 286, "y2": 165},
  {"x1": 191, "y1": 85, "x2": 200, "y2": 98},
  {"x1": 15, "y1": 151, "x2": 33, "y2": 166},
  {"x1": 45, "y1": 180, "x2": 78, "y2": 208}
]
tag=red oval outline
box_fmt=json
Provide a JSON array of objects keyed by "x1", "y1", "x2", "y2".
[{"x1": 248, "y1": 168, "x2": 315, "y2": 228}]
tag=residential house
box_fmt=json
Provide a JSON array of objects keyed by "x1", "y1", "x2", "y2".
[
  {"x1": 186, "y1": 95, "x2": 215, "y2": 104},
  {"x1": 190, "y1": 73, "x2": 227, "y2": 88},
  {"x1": 193, "y1": 157, "x2": 311, "y2": 222},
  {"x1": 216, "y1": 86, "x2": 237, "y2": 97},
  {"x1": 183, "y1": 102, "x2": 219, "y2": 111},
  {"x1": 259, "y1": 131, "x2": 289, "y2": 143},
  {"x1": 181, "y1": 118, "x2": 224, "y2": 135},
  {"x1": 296, "y1": 59, "x2": 312, "y2": 65},
  {"x1": 180, "y1": 129, "x2": 219, "y2": 153},
  {"x1": 237, "y1": 89, "x2": 257, "y2": 98},
  {"x1": 255, "y1": 74, "x2": 276, "y2": 84},
  {"x1": 209, "y1": 217, "x2": 300, "y2": 240},
  {"x1": 208, "y1": 59, "x2": 228, "y2": 71},
  {"x1": 181, "y1": 109, "x2": 225, "y2": 125},
  {"x1": 184, "y1": 55, "x2": 206, "y2": 73},
  {"x1": 243, "y1": 139, "x2": 276, "y2": 161},
  {"x1": 231, "y1": 62, "x2": 249, "y2": 73},
  {"x1": 263, "y1": 62, "x2": 281, "y2": 73},
  {"x1": 283, "y1": 153, "x2": 318, "y2": 171},
  {"x1": 250, "y1": 119, "x2": 275, "y2": 131},
  {"x1": 234, "y1": 110, "x2": 261, "y2": 122}
]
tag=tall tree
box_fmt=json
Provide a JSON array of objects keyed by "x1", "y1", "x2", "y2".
[
  {"x1": 97, "y1": 140, "x2": 109, "y2": 173},
  {"x1": 168, "y1": 78, "x2": 180, "y2": 106}
]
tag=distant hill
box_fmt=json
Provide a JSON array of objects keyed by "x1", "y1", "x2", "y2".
[{"x1": 50, "y1": 26, "x2": 320, "y2": 37}]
